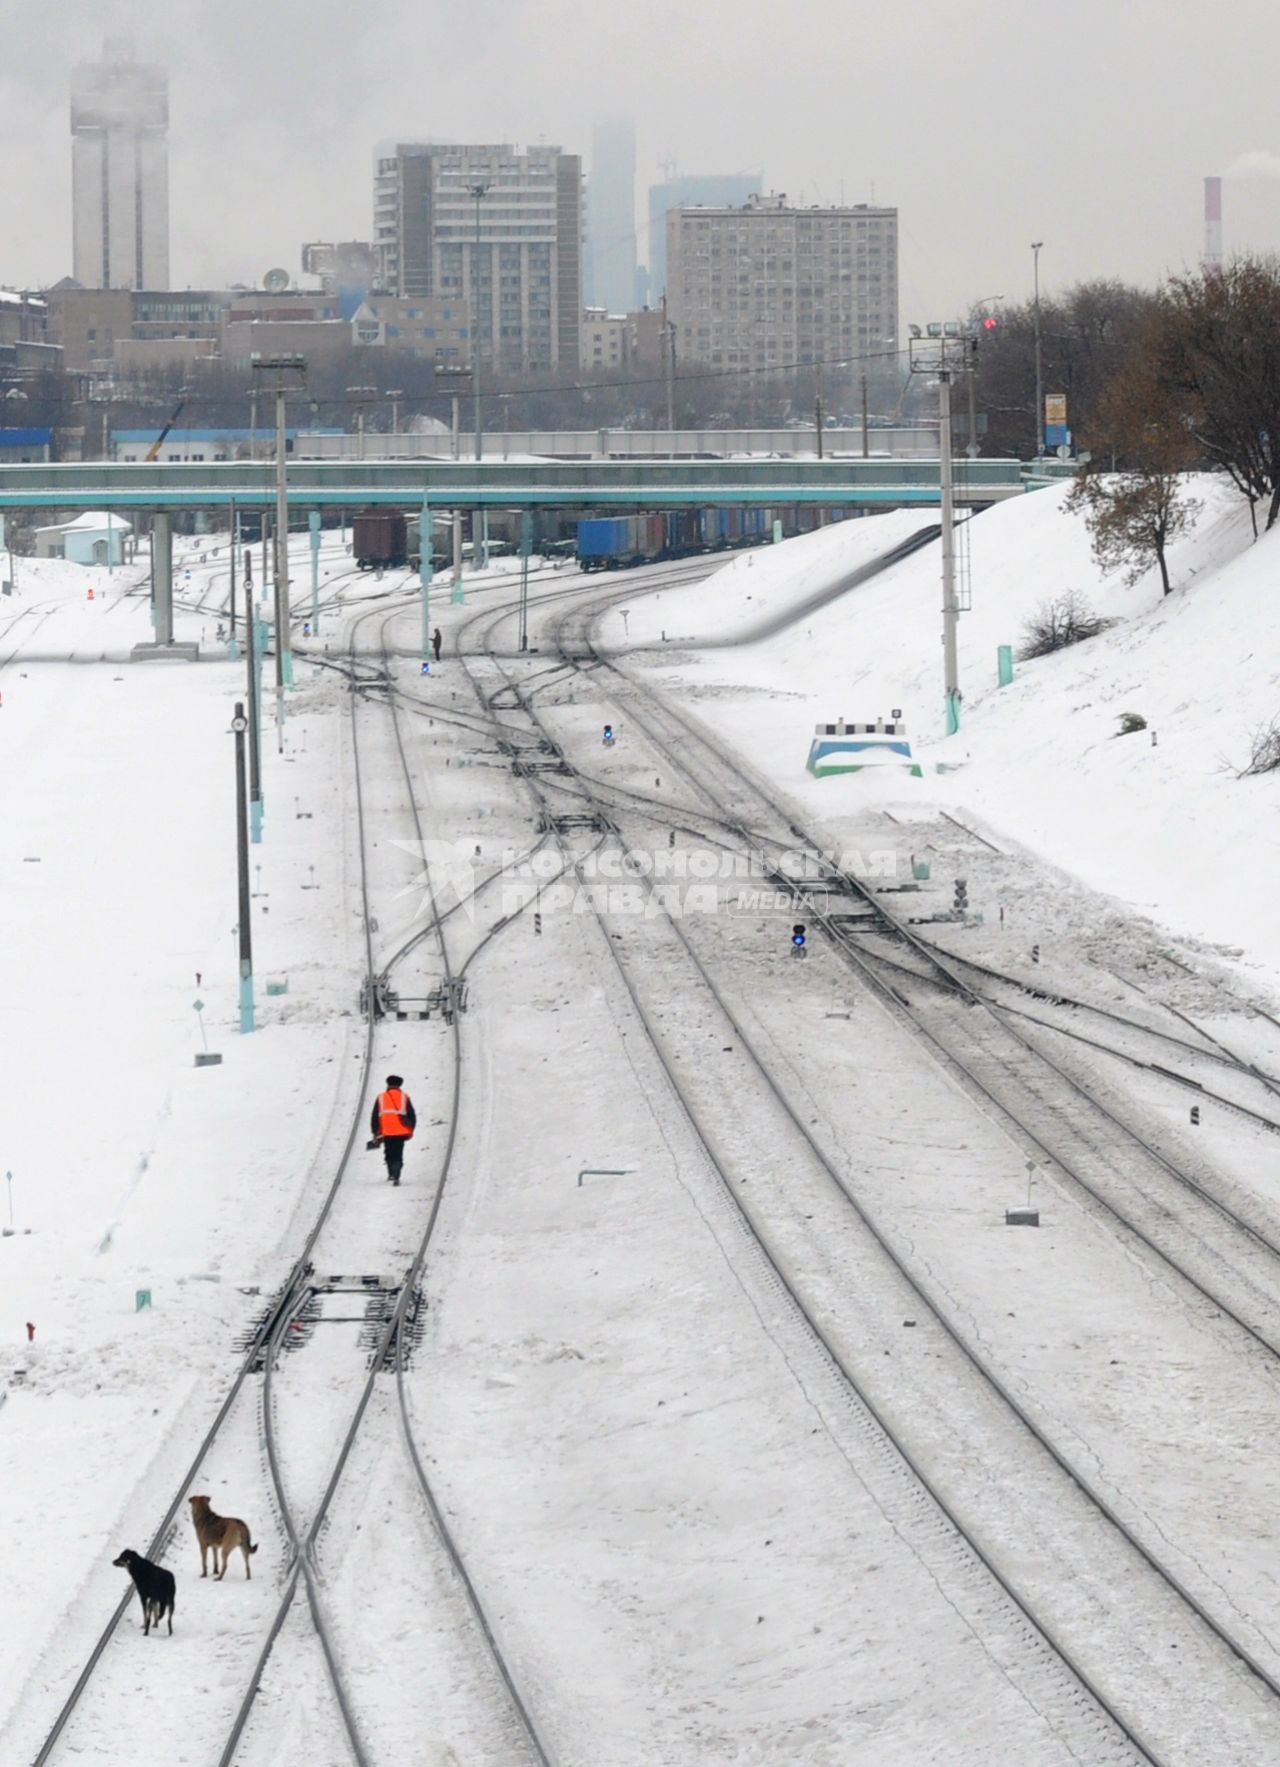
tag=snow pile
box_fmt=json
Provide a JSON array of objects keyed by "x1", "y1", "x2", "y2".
[
  {"x1": 620, "y1": 507, "x2": 935, "y2": 646},
  {"x1": 621, "y1": 476, "x2": 1280, "y2": 985}
]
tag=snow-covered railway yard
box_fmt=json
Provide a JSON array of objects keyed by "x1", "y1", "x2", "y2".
[{"x1": 6, "y1": 485, "x2": 1280, "y2": 1763}]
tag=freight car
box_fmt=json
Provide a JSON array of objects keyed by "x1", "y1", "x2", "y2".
[
  {"x1": 353, "y1": 508, "x2": 409, "y2": 570},
  {"x1": 576, "y1": 505, "x2": 844, "y2": 570}
]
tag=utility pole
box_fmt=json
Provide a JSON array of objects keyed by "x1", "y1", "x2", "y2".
[
  {"x1": 1031, "y1": 241, "x2": 1044, "y2": 460},
  {"x1": 860, "y1": 373, "x2": 869, "y2": 459},
  {"x1": 908, "y1": 332, "x2": 965, "y2": 735},
  {"x1": 939, "y1": 370, "x2": 960, "y2": 734},
  {"x1": 252, "y1": 353, "x2": 307, "y2": 746},
  {"x1": 518, "y1": 507, "x2": 532, "y2": 652},
  {"x1": 814, "y1": 359, "x2": 826, "y2": 527},
  {"x1": 228, "y1": 495, "x2": 238, "y2": 648},
  {"x1": 387, "y1": 387, "x2": 403, "y2": 437},
  {"x1": 469, "y1": 181, "x2": 491, "y2": 466},
  {"x1": 308, "y1": 509, "x2": 321, "y2": 633},
  {"x1": 466, "y1": 178, "x2": 491, "y2": 574},
  {"x1": 452, "y1": 392, "x2": 463, "y2": 591},
  {"x1": 244, "y1": 547, "x2": 263, "y2": 842},
  {"x1": 231, "y1": 702, "x2": 255, "y2": 1033},
  {"x1": 419, "y1": 496, "x2": 433, "y2": 671},
  {"x1": 967, "y1": 364, "x2": 978, "y2": 459},
  {"x1": 435, "y1": 362, "x2": 472, "y2": 599},
  {"x1": 661, "y1": 294, "x2": 675, "y2": 440}
]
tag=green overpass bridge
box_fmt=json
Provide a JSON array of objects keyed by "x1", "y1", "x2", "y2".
[{"x1": 0, "y1": 457, "x2": 1034, "y2": 512}]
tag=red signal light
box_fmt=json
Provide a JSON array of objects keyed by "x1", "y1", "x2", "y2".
[{"x1": 982, "y1": 316, "x2": 998, "y2": 331}]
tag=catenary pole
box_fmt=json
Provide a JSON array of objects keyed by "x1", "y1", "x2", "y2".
[
  {"x1": 228, "y1": 495, "x2": 238, "y2": 646},
  {"x1": 232, "y1": 701, "x2": 255, "y2": 1033},
  {"x1": 470, "y1": 181, "x2": 490, "y2": 467},
  {"x1": 939, "y1": 370, "x2": 960, "y2": 734},
  {"x1": 1032, "y1": 241, "x2": 1044, "y2": 460},
  {"x1": 244, "y1": 554, "x2": 263, "y2": 843},
  {"x1": 420, "y1": 497, "x2": 433, "y2": 669}
]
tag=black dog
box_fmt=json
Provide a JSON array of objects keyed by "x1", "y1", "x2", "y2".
[{"x1": 113, "y1": 1549, "x2": 175, "y2": 1636}]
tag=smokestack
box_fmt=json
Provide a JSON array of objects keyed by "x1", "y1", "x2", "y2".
[{"x1": 1204, "y1": 176, "x2": 1223, "y2": 271}]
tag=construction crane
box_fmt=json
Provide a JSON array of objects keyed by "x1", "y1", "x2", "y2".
[{"x1": 144, "y1": 392, "x2": 188, "y2": 462}]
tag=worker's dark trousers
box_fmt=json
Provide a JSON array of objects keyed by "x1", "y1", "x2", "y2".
[{"x1": 383, "y1": 1136, "x2": 409, "y2": 1180}]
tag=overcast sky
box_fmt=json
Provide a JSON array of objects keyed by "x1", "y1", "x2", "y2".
[{"x1": 5, "y1": 0, "x2": 1280, "y2": 321}]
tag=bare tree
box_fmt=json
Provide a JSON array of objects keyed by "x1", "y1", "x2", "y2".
[
  {"x1": 1152, "y1": 258, "x2": 1280, "y2": 533},
  {"x1": 966, "y1": 279, "x2": 1158, "y2": 458},
  {"x1": 1068, "y1": 358, "x2": 1200, "y2": 595}
]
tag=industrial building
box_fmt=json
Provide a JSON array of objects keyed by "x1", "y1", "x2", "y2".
[
  {"x1": 373, "y1": 142, "x2": 582, "y2": 371},
  {"x1": 666, "y1": 192, "x2": 898, "y2": 376},
  {"x1": 70, "y1": 40, "x2": 169, "y2": 291},
  {"x1": 42, "y1": 281, "x2": 471, "y2": 378}
]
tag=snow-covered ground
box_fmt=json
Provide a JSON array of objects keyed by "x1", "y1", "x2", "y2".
[
  {"x1": 7, "y1": 487, "x2": 1280, "y2": 1764},
  {"x1": 612, "y1": 476, "x2": 1280, "y2": 994}
]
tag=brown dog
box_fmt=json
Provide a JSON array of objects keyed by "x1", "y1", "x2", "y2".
[{"x1": 188, "y1": 1494, "x2": 259, "y2": 1580}]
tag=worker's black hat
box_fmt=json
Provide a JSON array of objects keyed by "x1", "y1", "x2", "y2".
[{"x1": 386, "y1": 1073, "x2": 404, "y2": 1087}]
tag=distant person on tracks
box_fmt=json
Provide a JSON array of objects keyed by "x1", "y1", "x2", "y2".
[
  {"x1": 370, "y1": 1074, "x2": 416, "y2": 1184},
  {"x1": 432, "y1": 627, "x2": 442, "y2": 663}
]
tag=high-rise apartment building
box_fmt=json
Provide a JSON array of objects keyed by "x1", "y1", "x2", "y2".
[
  {"x1": 374, "y1": 142, "x2": 582, "y2": 371},
  {"x1": 646, "y1": 173, "x2": 761, "y2": 299},
  {"x1": 667, "y1": 193, "x2": 898, "y2": 375},
  {"x1": 587, "y1": 121, "x2": 637, "y2": 313},
  {"x1": 71, "y1": 39, "x2": 169, "y2": 291}
]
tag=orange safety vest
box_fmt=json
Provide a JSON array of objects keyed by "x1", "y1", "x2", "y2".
[{"x1": 377, "y1": 1088, "x2": 412, "y2": 1138}]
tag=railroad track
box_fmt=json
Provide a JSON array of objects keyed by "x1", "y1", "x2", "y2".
[
  {"x1": 22, "y1": 588, "x2": 550, "y2": 1766},
  {"x1": 430, "y1": 572, "x2": 1280, "y2": 1763},
  {"x1": 430, "y1": 580, "x2": 1160, "y2": 1761}
]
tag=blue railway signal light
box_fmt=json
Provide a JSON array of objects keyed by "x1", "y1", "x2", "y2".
[{"x1": 792, "y1": 922, "x2": 807, "y2": 955}]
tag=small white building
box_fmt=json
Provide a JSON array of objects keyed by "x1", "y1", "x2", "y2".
[{"x1": 33, "y1": 511, "x2": 132, "y2": 566}]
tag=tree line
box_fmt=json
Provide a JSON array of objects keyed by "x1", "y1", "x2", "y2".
[{"x1": 972, "y1": 258, "x2": 1280, "y2": 593}]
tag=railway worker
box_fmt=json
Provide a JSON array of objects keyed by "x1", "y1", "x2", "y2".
[
  {"x1": 432, "y1": 627, "x2": 443, "y2": 663},
  {"x1": 371, "y1": 1074, "x2": 416, "y2": 1185}
]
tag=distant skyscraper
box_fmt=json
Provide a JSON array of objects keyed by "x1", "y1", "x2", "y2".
[
  {"x1": 646, "y1": 173, "x2": 762, "y2": 299},
  {"x1": 71, "y1": 39, "x2": 169, "y2": 291},
  {"x1": 374, "y1": 142, "x2": 582, "y2": 371},
  {"x1": 586, "y1": 122, "x2": 637, "y2": 313}
]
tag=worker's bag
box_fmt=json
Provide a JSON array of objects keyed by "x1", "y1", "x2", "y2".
[{"x1": 366, "y1": 1137, "x2": 383, "y2": 1152}]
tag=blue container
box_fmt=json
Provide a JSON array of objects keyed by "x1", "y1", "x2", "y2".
[{"x1": 577, "y1": 517, "x2": 630, "y2": 562}]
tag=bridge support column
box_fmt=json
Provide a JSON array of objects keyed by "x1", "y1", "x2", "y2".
[
  {"x1": 132, "y1": 512, "x2": 198, "y2": 660},
  {"x1": 153, "y1": 513, "x2": 173, "y2": 644}
]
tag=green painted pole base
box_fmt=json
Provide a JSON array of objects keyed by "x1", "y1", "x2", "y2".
[
  {"x1": 945, "y1": 691, "x2": 961, "y2": 736},
  {"x1": 282, "y1": 650, "x2": 294, "y2": 688},
  {"x1": 251, "y1": 797, "x2": 263, "y2": 844},
  {"x1": 451, "y1": 581, "x2": 465, "y2": 604},
  {"x1": 239, "y1": 972, "x2": 255, "y2": 1034},
  {"x1": 998, "y1": 644, "x2": 1014, "y2": 686}
]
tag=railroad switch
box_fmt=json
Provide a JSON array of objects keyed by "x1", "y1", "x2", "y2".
[
  {"x1": 512, "y1": 758, "x2": 572, "y2": 777},
  {"x1": 538, "y1": 811, "x2": 609, "y2": 834},
  {"x1": 384, "y1": 978, "x2": 468, "y2": 1023}
]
